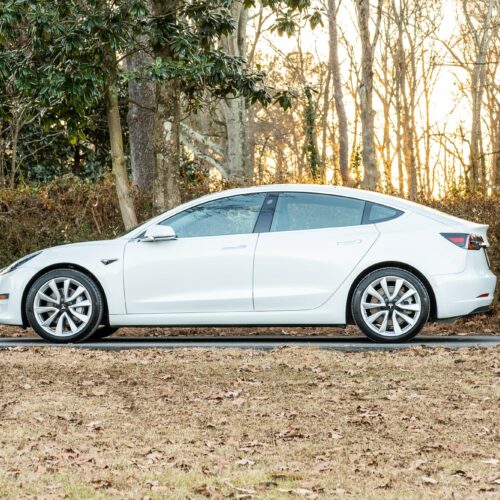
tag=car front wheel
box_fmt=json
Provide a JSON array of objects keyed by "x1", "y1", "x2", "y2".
[
  {"x1": 352, "y1": 267, "x2": 430, "y2": 343},
  {"x1": 26, "y1": 269, "x2": 104, "y2": 343},
  {"x1": 90, "y1": 325, "x2": 119, "y2": 340}
]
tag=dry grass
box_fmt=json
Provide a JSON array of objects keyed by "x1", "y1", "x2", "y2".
[{"x1": 0, "y1": 346, "x2": 498, "y2": 498}]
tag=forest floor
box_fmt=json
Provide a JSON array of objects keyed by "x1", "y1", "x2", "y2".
[{"x1": 0, "y1": 344, "x2": 499, "y2": 498}]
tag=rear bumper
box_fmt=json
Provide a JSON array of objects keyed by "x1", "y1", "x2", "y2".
[{"x1": 432, "y1": 267, "x2": 497, "y2": 319}]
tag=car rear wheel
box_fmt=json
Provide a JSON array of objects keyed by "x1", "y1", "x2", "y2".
[
  {"x1": 26, "y1": 269, "x2": 104, "y2": 343},
  {"x1": 352, "y1": 267, "x2": 430, "y2": 343}
]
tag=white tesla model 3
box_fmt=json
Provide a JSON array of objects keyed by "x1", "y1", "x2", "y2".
[{"x1": 0, "y1": 185, "x2": 496, "y2": 343}]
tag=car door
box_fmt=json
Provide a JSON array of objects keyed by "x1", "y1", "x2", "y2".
[
  {"x1": 124, "y1": 193, "x2": 266, "y2": 314},
  {"x1": 253, "y1": 192, "x2": 379, "y2": 311}
]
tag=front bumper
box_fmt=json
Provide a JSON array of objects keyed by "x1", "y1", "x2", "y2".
[
  {"x1": 0, "y1": 267, "x2": 37, "y2": 326},
  {"x1": 432, "y1": 267, "x2": 497, "y2": 319}
]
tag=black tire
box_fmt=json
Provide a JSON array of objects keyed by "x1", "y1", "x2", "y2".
[
  {"x1": 26, "y1": 269, "x2": 104, "y2": 343},
  {"x1": 90, "y1": 325, "x2": 119, "y2": 340},
  {"x1": 351, "y1": 267, "x2": 430, "y2": 343}
]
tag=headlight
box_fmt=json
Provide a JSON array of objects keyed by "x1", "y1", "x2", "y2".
[{"x1": 0, "y1": 251, "x2": 43, "y2": 276}]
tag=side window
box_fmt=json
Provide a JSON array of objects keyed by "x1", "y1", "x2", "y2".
[
  {"x1": 161, "y1": 193, "x2": 266, "y2": 238},
  {"x1": 271, "y1": 192, "x2": 365, "y2": 232},
  {"x1": 365, "y1": 203, "x2": 403, "y2": 224}
]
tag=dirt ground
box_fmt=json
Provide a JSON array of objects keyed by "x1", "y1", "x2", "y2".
[{"x1": 0, "y1": 346, "x2": 498, "y2": 499}]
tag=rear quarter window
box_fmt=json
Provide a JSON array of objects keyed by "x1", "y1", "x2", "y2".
[{"x1": 364, "y1": 203, "x2": 403, "y2": 224}]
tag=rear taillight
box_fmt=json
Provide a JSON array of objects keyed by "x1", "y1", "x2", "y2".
[{"x1": 441, "y1": 233, "x2": 487, "y2": 250}]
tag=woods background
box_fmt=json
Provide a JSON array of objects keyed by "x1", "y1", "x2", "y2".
[{"x1": 0, "y1": 0, "x2": 498, "y2": 274}]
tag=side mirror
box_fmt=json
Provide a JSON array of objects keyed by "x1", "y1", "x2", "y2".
[{"x1": 143, "y1": 225, "x2": 177, "y2": 242}]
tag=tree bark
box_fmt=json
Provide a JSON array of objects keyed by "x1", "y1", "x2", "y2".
[
  {"x1": 328, "y1": 0, "x2": 350, "y2": 184},
  {"x1": 151, "y1": 0, "x2": 182, "y2": 212},
  {"x1": 464, "y1": 0, "x2": 495, "y2": 191},
  {"x1": 355, "y1": 0, "x2": 382, "y2": 190},
  {"x1": 105, "y1": 60, "x2": 138, "y2": 230},
  {"x1": 220, "y1": 2, "x2": 251, "y2": 184},
  {"x1": 153, "y1": 79, "x2": 182, "y2": 212},
  {"x1": 0, "y1": 131, "x2": 4, "y2": 187},
  {"x1": 127, "y1": 50, "x2": 156, "y2": 192},
  {"x1": 393, "y1": 0, "x2": 417, "y2": 200}
]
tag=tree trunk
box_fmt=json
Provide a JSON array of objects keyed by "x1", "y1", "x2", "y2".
[
  {"x1": 494, "y1": 116, "x2": 500, "y2": 188},
  {"x1": 9, "y1": 116, "x2": 20, "y2": 189},
  {"x1": 151, "y1": 0, "x2": 182, "y2": 213},
  {"x1": 221, "y1": 97, "x2": 250, "y2": 183},
  {"x1": 304, "y1": 86, "x2": 320, "y2": 180},
  {"x1": 355, "y1": 0, "x2": 381, "y2": 190},
  {"x1": 105, "y1": 62, "x2": 138, "y2": 230},
  {"x1": 220, "y1": 2, "x2": 251, "y2": 183},
  {"x1": 153, "y1": 79, "x2": 182, "y2": 212},
  {"x1": 328, "y1": 0, "x2": 350, "y2": 184},
  {"x1": 0, "y1": 134, "x2": 4, "y2": 187},
  {"x1": 422, "y1": 54, "x2": 432, "y2": 198},
  {"x1": 394, "y1": 75, "x2": 404, "y2": 195},
  {"x1": 127, "y1": 50, "x2": 156, "y2": 192},
  {"x1": 393, "y1": 0, "x2": 417, "y2": 200},
  {"x1": 464, "y1": 0, "x2": 495, "y2": 191}
]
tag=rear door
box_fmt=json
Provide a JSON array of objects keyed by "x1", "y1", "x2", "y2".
[{"x1": 253, "y1": 192, "x2": 379, "y2": 311}]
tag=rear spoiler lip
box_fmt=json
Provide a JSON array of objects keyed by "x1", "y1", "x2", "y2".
[{"x1": 463, "y1": 223, "x2": 490, "y2": 247}]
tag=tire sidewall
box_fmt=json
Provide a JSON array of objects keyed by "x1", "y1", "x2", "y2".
[
  {"x1": 26, "y1": 269, "x2": 104, "y2": 343},
  {"x1": 90, "y1": 326, "x2": 118, "y2": 340},
  {"x1": 352, "y1": 267, "x2": 430, "y2": 343}
]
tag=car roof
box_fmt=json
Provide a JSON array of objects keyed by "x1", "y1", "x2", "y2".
[
  {"x1": 205, "y1": 184, "x2": 408, "y2": 208},
  {"x1": 225, "y1": 184, "x2": 474, "y2": 227}
]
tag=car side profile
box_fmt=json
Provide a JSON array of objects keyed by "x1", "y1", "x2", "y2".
[{"x1": 0, "y1": 184, "x2": 496, "y2": 343}]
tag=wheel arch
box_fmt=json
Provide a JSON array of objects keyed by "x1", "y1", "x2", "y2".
[
  {"x1": 21, "y1": 263, "x2": 110, "y2": 328},
  {"x1": 345, "y1": 261, "x2": 437, "y2": 324}
]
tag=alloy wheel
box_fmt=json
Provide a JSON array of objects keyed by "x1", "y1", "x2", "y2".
[
  {"x1": 33, "y1": 277, "x2": 93, "y2": 337},
  {"x1": 360, "y1": 276, "x2": 422, "y2": 337}
]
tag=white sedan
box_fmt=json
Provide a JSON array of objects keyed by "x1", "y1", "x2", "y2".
[{"x1": 0, "y1": 185, "x2": 496, "y2": 343}]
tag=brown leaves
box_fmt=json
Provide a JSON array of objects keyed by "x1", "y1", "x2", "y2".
[
  {"x1": 86, "y1": 420, "x2": 103, "y2": 431},
  {"x1": 235, "y1": 458, "x2": 255, "y2": 466},
  {"x1": 275, "y1": 425, "x2": 307, "y2": 440},
  {"x1": 193, "y1": 484, "x2": 223, "y2": 499},
  {"x1": 447, "y1": 442, "x2": 471, "y2": 455},
  {"x1": 327, "y1": 430, "x2": 343, "y2": 440},
  {"x1": 421, "y1": 476, "x2": 438, "y2": 485},
  {"x1": 1, "y1": 344, "x2": 499, "y2": 498},
  {"x1": 91, "y1": 478, "x2": 113, "y2": 489}
]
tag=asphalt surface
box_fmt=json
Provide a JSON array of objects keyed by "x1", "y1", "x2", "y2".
[{"x1": 0, "y1": 335, "x2": 498, "y2": 352}]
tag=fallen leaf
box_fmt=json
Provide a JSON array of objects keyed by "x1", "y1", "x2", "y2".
[
  {"x1": 421, "y1": 476, "x2": 438, "y2": 485},
  {"x1": 236, "y1": 458, "x2": 255, "y2": 466},
  {"x1": 86, "y1": 421, "x2": 103, "y2": 431},
  {"x1": 481, "y1": 459, "x2": 499, "y2": 466},
  {"x1": 328, "y1": 431, "x2": 343, "y2": 440},
  {"x1": 192, "y1": 484, "x2": 223, "y2": 499}
]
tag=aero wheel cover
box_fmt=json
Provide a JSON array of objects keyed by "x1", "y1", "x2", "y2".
[
  {"x1": 360, "y1": 276, "x2": 422, "y2": 337},
  {"x1": 33, "y1": 277, "x2": 93, "y2": 337}
]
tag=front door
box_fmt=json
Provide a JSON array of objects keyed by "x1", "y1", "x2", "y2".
[{"x1": 124, "y1": 193, "x2": 266, "y2": 314}]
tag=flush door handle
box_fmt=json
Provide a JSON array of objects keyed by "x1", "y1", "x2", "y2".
[
  {"x1": 337, "y1": 239, "x2": 362, "y2": 246},
  {"x1": 222, "y1": 245, "x2": 247, "y2": 250}
]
